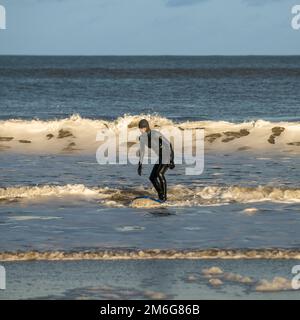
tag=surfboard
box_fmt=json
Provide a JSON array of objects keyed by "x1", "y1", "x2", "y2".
[{"x1": 131, "y1": 196, "x2": 165, "y2": 208}]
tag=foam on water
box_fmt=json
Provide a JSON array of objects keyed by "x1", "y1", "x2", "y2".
[
  {"x1": 1, "y1": 248, "x2": 300, "y2": 261},
  {"x1": 255, "y1": 277, "x2": 292, "y2": 292},
  {"x1": 0, "y1": 183, "x2": 299, "y2": 206},
  {"x1": 190, "y1": 266, "x2": 293, "y2": 292},
  {"x1": 7, "y1": 216, "x2": 62, "y2": 221}
]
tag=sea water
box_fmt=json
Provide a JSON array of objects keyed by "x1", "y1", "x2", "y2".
[{"x1": 0, "y1": 56, "x2": 299, "y2": 298}]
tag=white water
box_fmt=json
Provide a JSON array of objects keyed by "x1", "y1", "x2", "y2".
[
  {"x1": 1, "y1": 183, "x2": 300, "y2": 206},
  {"x1": 0, "y1": 114, "x2": 299, "y2": 154}
]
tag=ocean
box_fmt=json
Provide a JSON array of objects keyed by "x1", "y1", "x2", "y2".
[{"x1": 0, "y1": 56, "x2": 299, "y2": 299}]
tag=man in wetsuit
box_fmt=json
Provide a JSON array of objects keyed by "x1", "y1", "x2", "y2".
[{"x1": 137, "y1": 119, "x2": 175, "y2": 202}]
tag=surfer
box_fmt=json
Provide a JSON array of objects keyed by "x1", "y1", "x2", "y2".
[{"x1": 137, "y1": 119, "x2": 175, "y2": 202}]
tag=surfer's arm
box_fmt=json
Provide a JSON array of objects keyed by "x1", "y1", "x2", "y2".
[
  {"x1": 170, "y1": 142, "x2": 174, "y2": 161},
  {"x1": 138, "y1": 135, "x2": 146, "y2": 164},
  {"x1": 137, "y1": 162, "x2": 142, "y2": 176},
  {"x1": 169, "y1": 141, "x2": 175, "y2": 169},
  {"x1": 138, "y1": 135, "x2": 146, "y2": 175}
]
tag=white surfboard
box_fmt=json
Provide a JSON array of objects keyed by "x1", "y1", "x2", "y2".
[{"x1": 131, "y1": 196, "x2": 166, "y2": 208}]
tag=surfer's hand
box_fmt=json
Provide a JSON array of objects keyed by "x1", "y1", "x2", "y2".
[
  {"x1": 138, "y1": 163, "x2": 142, "y2": 176},
  {"x1": 169, "y1": 160, "x2": 175, "y2": 170}
]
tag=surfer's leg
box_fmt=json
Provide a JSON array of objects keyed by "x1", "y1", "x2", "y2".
[
  {"x1": 149, "y1": 164, "x2": 162, "y2": 196},
  {"x1": 157, "y1": 164, "x2": 169, "y2": 201}
]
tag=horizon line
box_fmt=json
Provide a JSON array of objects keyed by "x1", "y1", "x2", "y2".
[{"x1": 1, "y1": 54, "x2": 300, "y2": 57}]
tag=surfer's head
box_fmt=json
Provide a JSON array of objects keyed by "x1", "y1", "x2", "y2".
[{"x1": 138, "y1": 119, "x2": 150, "y2": 133}]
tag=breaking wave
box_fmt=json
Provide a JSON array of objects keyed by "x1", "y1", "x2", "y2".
[
  {"x1": 0, "y1": 114, "x2": 299, "y2": 154},
  {"x1": 0, "y1": 183, "x2": 299, "y2": 206}
]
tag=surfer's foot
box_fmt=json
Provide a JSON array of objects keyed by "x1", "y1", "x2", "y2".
[{"x1": 158, "y1": 194, "x2": 167, "y2": 202}]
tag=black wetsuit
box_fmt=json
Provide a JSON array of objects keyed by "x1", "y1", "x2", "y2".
[
  {"x1": 149, "y1": 162, "x2": 169, "y2": 201},
  {"x1": 139, "y1": 130, "x2": 174, "y2": 201}
]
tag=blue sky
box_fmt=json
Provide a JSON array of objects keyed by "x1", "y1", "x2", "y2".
[{"x1": 0, "y1": 0, "x2": 299, "y2": 55}]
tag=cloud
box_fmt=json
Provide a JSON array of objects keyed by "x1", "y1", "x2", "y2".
[{"x1": 165, "y1": 0, "x2": 208, "y2": 7}]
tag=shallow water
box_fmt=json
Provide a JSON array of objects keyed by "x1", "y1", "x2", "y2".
[
  {"x1": 0, "y1": 259, "x2": 299, "y2": 300},
  {"x1": 0, "y1": 152, "x2": 299, "y2": 252}
]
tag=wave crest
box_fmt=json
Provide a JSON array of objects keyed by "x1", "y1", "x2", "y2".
[{"x1": 0, "y1": 114, "x2": 299, "y2": 154}]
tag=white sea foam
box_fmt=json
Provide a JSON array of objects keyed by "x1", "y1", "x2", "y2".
[
  {"x1": 0, "y1": 184, "x2": 299, "y2": 206},
  {"x1": 255, "y1": 277, "x2": 292, "y2": 292},
  {"x1": 8, "y1": 216, "x2": 62, "y2": 221},
  {"x1": 1, "y1": 249, "x2": 300, "y2": 261}
]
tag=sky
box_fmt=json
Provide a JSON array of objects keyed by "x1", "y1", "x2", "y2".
[{"x1": 0, "y1": 0, "x2": 299, "y2": 55}]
